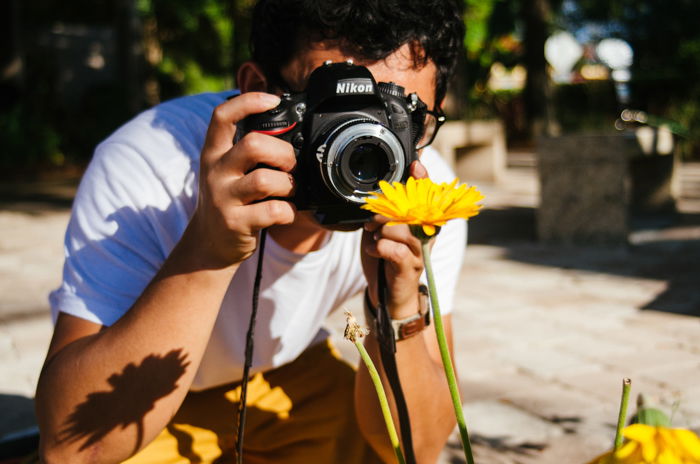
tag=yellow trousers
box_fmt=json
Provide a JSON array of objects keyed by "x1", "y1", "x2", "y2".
[{"x1": 123, "y1": 340, "x2": 382, "y2": 463}]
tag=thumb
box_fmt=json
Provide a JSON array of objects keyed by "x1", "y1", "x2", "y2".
[{"x1": 409, "y1": 160, "x2": 428, "y2": 179}]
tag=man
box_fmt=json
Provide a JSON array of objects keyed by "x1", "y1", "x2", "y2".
[{"x1": 35, "y1": 1, "x2": 467, "y2": 462}]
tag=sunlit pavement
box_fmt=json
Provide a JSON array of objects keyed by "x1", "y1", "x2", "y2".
[
  {"x1": 2, "y1": 161, "x2": 699, "y2": 462},
  {"x1": 437, "y1": 159, "x2": 700, "y2": 463}
]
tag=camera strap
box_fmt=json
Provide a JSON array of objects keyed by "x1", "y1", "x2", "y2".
[
  {"x1": 235, "y1": 228, "x2": 267, "y2": 464},
  {"x1": 377, "y1": 259, "x2": 417, "y2": 464},
  {"x1": 235, "y1": 236, "x2": 416, "y2": 464}
]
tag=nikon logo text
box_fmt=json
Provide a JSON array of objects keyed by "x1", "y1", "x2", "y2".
[{"x1": 336, "y1": 79, "x2": 373, "y2": 95}]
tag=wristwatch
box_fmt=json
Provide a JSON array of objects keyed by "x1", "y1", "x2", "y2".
[{"x1": 364, "y1": 285, "x2": 431, "y2": 341}]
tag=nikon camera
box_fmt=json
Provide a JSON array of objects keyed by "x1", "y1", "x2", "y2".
[{"x1": 237, "y1": 61, "x2": 427, "y2": 225}]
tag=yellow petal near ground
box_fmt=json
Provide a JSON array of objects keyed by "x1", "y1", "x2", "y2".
[{"x1": 585, "y1": 425, "x2": 700, "y2": 464}]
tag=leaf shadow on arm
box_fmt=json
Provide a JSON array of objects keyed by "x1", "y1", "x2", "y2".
[{"x1": 58, "y1": 349, "x2": 190, "y2": 456}]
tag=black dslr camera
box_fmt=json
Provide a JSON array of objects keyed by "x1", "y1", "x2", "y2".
[{"x1": 237, "y1": 61, "x2": 427, "y2": 225}]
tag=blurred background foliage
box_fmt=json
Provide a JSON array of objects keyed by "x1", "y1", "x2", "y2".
[
  {"x1": 1, "y1": 0, "x2": 699, "y2": 179},
  {"x1": 460, "y1": 0, "x2": 700, "y2": 156}
]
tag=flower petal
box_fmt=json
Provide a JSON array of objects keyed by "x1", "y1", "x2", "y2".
[
  {"x1": 616, "y1": 440, "x2": 641, "y2": 460},
  {"x1": 362, "y1": 176, "x2": 484, "y2": 237},
  {"x1": 668, "y1": 428, "x2": 700, "y2": 459}
]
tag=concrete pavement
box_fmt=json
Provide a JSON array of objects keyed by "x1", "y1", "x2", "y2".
[
  {"x1": 1, "y1": 161, "x2": 699, "y2": 462},
  {"x1": 438, "y1": 160, "x2": 700, "y2": 463}
]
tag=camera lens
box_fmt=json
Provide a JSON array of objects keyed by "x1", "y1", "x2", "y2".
[
  {"x1": 339, "y1": 136, "x2": 395, "y2": 194},
  {"x1": 322, "y1": 121, "x2": 406, "y2": 203},
  {"x1": 347, "y1": 143, "x2": 390, "y2": 184}
]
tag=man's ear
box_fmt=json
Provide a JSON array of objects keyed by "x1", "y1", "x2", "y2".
[{"x1": 237, "y1": 61, "x2": 268, "y2": 93}]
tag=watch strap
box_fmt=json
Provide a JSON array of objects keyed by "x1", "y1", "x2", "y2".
[{"x1": 364, "y1": 284, "x2": 431, "y2": 342}]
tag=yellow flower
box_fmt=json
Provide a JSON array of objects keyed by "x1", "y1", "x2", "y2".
[
  {"x1": 588, "y1": 424, "x2": 700, "y2": 464},
  {"x1": 361, "y1": 177, "x2": 484, "y2": 236}
]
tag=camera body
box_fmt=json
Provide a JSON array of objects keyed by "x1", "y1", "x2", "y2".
[{"x1": 237, "y1": 61, "x2": 426, "y2": 225}]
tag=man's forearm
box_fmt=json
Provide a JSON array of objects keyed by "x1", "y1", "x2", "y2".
[
  {"x1": 355, "y1": 319, "x2": 456, "y2": 463},
  {"x1": 36, "y1": 234, "x2": 239, "y2": 464}
]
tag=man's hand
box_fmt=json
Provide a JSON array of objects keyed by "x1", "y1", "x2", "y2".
[
  {"x1": 357, "y1": 160, "x2": 457, "y2": 464},
  {"x1": 360, "y1": 160, "x2": 430, "y2": 319},
  {"x1": 184, "y1": 92, "x2": 298, "y2": 268}
]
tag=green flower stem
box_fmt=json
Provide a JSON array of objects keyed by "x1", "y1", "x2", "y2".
[
  {"x1": 614, "y1": 378, "x2": 632, "y2": 449},
  {"x1": 421, "y1": 241, "x2": 475, "y2": 464},
  {"x1": 354, "y1": 340, "x2": 406, "y2": 464}
]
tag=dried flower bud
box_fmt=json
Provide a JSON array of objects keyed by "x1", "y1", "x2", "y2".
[{"x1": 344, "y1": 310, "x2": 369, "y2": 343}]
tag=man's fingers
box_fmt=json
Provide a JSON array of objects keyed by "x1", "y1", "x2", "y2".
[
  {"x1": 203, "y1": 92, "x2": 281, "y2": 158},
  {"x1": 219, "y1": 132, "x2": 297, "y2": 174},
  {"x1": 230, "y1": 168, "x2": 296, "y2": 205},
  {"x1": 363, "y1": 215, "x2": 391, "y2": 232},
  {"x1": 364, "y1": 236, "x2": 417, "y2": 265},
  {"x1": 364, "y1": 220, "x2": 422, "y2": 253},
  {"x1": 237, "y1": 200, "x2": 296, "y2": 231},
  {"x1": 371, "y1": 223, "x2": 422, "y2": 257}
]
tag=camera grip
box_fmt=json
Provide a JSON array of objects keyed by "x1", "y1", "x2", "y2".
[{"x1": 237, "y1": 93, "x2": 305, "y2": 143}]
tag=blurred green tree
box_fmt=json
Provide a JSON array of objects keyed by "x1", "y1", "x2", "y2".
[
  {"x1": 2, "y1": 0, "x2": 253, "y2": 176},
  {"x1": 461, "y1": 0, "x2": 564, "y2": 138},
  {"x1": 6, "y1": 0, "x2": 700, "y2": 177},
  {"x1": 137, "y1": 0, "x2": 249, "y2": 104}
]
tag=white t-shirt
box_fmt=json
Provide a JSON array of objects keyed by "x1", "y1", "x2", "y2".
[{"x1": 49, "y1": 91, "x2": 467, "y2": 390}]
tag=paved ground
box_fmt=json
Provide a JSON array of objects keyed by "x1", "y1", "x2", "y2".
[{"x1": 1, "y1": 161, "x2": 699, "y2": 463}]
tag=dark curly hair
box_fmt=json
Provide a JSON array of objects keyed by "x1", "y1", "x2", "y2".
[{"x1": 250, "y1": 0, "x2": 464, "y2": 105}]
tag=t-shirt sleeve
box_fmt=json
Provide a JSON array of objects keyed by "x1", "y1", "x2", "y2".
[
  {"x1": 48, "y1": 93, "x2": 222, "y2": 326},
  {"x1": 49, "y1": 140, "x2": 184, "y2": 326},
  {"x1": 420, "y1": 147, "x2": 468, "y2": 316}
]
